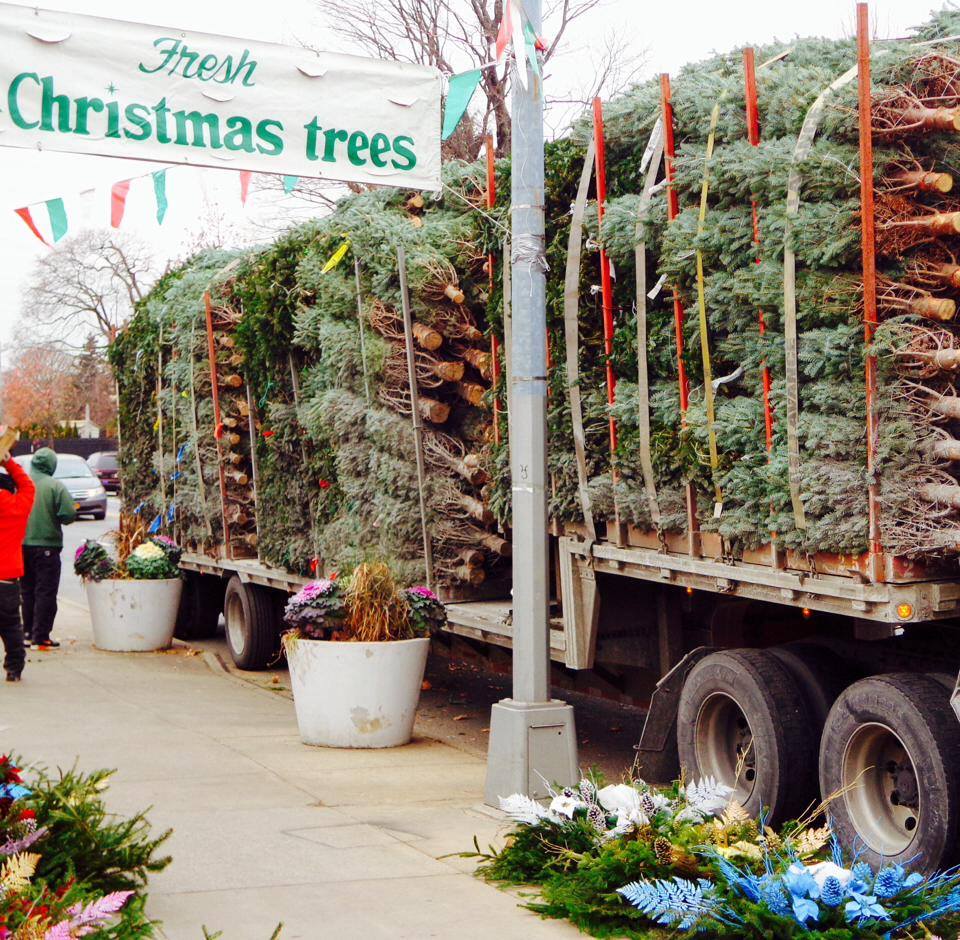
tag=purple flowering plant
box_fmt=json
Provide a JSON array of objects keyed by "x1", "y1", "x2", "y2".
[
  {"x1": 403, "y1": 586, "x2": 447, "y2": 637},
  {"x1": 282, "y1": 578, "x2": 347, "y2": 639}
]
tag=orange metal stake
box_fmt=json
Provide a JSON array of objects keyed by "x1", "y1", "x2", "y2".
[
  {"x1": 592, "y1": 97, "x2": 618, "y2": 453},
  {"x1": 857, "y1": 2, "x2": 884, "y2": 581},
  {"x1": 659, "y1": 75, "x2": 690, "y2": 416}
]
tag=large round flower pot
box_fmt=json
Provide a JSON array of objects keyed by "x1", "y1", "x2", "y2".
[
  {"x1": 285, "y1": 635, "x2": 430, "y2": 748},
  {"x1": 86, "y1": 578, "x2": 183, "y2": 652}
]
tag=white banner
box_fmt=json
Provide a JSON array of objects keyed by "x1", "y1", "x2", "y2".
[{"x1": 0, "y1": 4, "x2": 442, "y2": 190}]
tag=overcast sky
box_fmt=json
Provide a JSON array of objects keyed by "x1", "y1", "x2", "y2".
[{"x1": 0, "y1": 0, "x2": 946, "y2": 352}]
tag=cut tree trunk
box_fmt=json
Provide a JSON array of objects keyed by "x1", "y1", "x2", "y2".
[
  {"x1": 456, "y1": 381, "x2": 487, "y2": 406},
  {"x1": 412, "y1": 322, "x2": 443, "y2": 351},
  {"x1": 419, "y1": 396, "x2": 450, "y2": 424},
  {"x1": 463, "y1": 348, "x2": 493, "y2": 379},
  {"x1": 911, "y1": 296, "x2": 956, "y2": 321},
  {"x1": 919, "y1": 482, "x2": 960, "y2": 510},
  {"x1": 432, "y1": 359, "x2": 465, "y2": 382},
  {"x1": 452, "y1": 564, "x2": 486, "y2": 586},
  {"x1": 891, "y1": 169, "x2": 954, "y2": 193}
]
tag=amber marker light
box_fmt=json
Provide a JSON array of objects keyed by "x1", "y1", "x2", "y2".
[
  {"x1": 802, "y1": 608, "x2": 812, "y2": 619},
  {"x1": 686, "y1": 587, "x2": 694, "y2": 596},
  {"x1": 896, "y1": 603, "x2": 913, "y2": 621}
]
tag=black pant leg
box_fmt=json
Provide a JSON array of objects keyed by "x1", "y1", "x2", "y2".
[
  {"x1": 19, "y1": 547, "x2": 37, "y2": 641},
  {"x1": 0, "y1": 581, "x2": 25, "y2": 675},
  {"x1": 31, "y1": 550, "x2": 61, "y2": 645}
]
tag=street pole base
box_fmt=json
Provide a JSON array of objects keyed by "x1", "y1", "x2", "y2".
[{"x1": 483, "y1": 698, "x2": 579, "y2": 806}]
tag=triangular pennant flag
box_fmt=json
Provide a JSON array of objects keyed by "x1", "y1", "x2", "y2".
[
  {"x1": 495, "y1": 0, "x2": 514, "y2": 63},
  {"x1": 523, "y1": 21, "x2": 542, "y2": 82},
  {"x1": 111, "y1": 180, "x2": 131, "y2": 228},
  {"x1": 511, "y1": 0, "x2": 527, "y2": 90},
  {"x1": 45, "y1": 198, "x2": 68, "y2": 243},
  {"x1": 147, "y1": 514, "x2": 162, "y2": 534},
  {"x1": 152, "y1": 170, "x2": 168, "y2": 225},
  {"x1": 442, "y1": 69, "x2": 483, "y2": 140},
  {"x1": 78, "y1": 187, "x2": 96, "y2": 228},
  {"x1": 321, "y1": 238, "x2": 351, "y2": 274},
  {"x1": 239, "y1": 170, "x2": 252, "y2": 206},
  {"x1": 282, "y1": 175, "x2": 299, "y2": 194},
  {"x1": 14, "y1": 207, "x2": 50, "y2": 246}
]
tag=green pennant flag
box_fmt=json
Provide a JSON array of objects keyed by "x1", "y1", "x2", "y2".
[
  {"x1": 152, "y1": 170, "x2": 168, "y2": 224},
  {"x1": 45, "y1": 197, "x2": 67, "y2": 243},
  {"x1": 523, "y1": 22, "x2": 542, "y2": 81},
  {"x1": 283, "y1": 175, "x2": 299, "y2": 194},
  {"x1": 442, "y1": 69, "x2": 483, "y2": 141}
]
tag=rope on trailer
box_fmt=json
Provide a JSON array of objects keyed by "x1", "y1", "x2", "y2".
[
  {"x1": 562, "y1": 135, "x2": 598, "y2": 541},
  {"x1": 634, "y1": 120, "x2": 664, "y2": 528},
  {"x1": 783, "y1": 63, "x2": 858, "y2": 530}
]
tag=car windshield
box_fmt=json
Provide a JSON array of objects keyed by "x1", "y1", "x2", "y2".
[
  {"x1": 93, "y1": 454, "x2": 118, "y2": 471},
  {"x1": 53, "y1": 456, "x2": 96, "y2": 480}
]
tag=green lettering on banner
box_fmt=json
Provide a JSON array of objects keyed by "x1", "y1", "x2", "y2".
[
  {"x1": 369, "y1": 132, "x2": 391, "y2": 167},
  {"x1": 347, "y1": 130, "x2": 369, "y2": 166},
  {"x1": 8, "y1": 72, "x2": 39, "y2": 129},
  {"x1": 391, "y1": 135, "x2": 416, "y2": 170},
  {"x1": 224, "y1": 115, "x2": 254, "y2": 153},
  {"x1": 173, "y1": 109, "x2": 222, "y2": 149},
  {"x1": 40, "y1": 75, "x2": 72, "y2": 132},
  {"x1": 139, "y1": 36, "x2": 258, "y2": 86},
  {"x1": 256, "y1": 119, "x2": 284, "y2": 155}
]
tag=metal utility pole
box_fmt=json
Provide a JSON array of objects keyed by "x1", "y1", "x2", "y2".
[{"x1": 484, "y1": 0, "x2": 578, "y2": 804}]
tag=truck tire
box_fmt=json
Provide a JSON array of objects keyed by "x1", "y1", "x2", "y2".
[
  {"x1": 677, "y1": 648, "x2": 817, "y2": 822},
  {"x1": 175, "y1": 574, "x2": 224, "y2": 641},
  {"x1": 819, "y1": 673, "x2": 960, "y2": 870},
  {"x1": 223, "y1": 576, "x2": 279, "y2": 670},
  {"x1": 769, "y1": 642, "x2": 854, "y2": 730}
]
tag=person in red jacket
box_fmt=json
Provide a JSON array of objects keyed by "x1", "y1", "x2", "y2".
[{"x1": 0, "y1": 446, "x2": 36, "y2": 681}]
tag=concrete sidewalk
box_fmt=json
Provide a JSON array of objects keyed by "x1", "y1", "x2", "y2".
[{"x1": 0, "y1": 599, "x2": 578, "y2": 940}]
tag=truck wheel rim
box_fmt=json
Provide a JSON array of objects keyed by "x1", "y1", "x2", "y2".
[
  {"x1": 694, "y1": 692, "x2": 757, "y2": 804},
  {"x1": 225, "y1": 593, "x2": 246, "y2": 657},
  {"x1": 842, "y1": 722, "x2": 919, "y2": 856}
]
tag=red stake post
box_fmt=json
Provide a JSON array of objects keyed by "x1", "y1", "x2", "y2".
[
  {"x1": 857, "y1": 2, "x2": 884, "y2": 580},
  {"x1": 659, "y1": 75, "x2": 690, "y2": 416},
  {"x1": 592, "y1": 97, "x2": 618, "y2": 454},
  {"x1": 485, "y1": 135, "x2": 502, "y2": 446},
  {"x1": 743, "y1": 48, "x2": 775, "y2": 452}
]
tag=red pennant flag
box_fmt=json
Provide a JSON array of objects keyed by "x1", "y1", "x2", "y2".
[
  {"x1": 239, "y1": 171, "x2": 252, "y2": 206},
  {"x1": 14, "y1": 207, "x2": 50, "y2": 246},
  {"x1": 111, "y1": 180, "x2": 131, "y2": 228},
  {"x1": 495, "y1": 0, "x2": 514, "y2": 62}
]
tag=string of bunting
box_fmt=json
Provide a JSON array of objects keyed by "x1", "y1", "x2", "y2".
[
  {"x1": 442, "y1": 1, "x2": 545, "y2": 141},
  {"x1": 14, "y1": 6, "x2": 544, "y2": 244},
  {"x1": 12, "y1": 164, "x2": 307, "y2": 247}
]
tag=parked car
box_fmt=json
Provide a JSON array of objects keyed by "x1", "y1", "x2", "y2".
[
  {"x1": 86, "y1": 451, "x2": 120, "y2": 493},
  {"x1": 15, "y1": 453, "x2": 108, "y2": 520}
]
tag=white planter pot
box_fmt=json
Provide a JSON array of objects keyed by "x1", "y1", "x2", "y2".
[
  {"x1": 285, "y1": 635, "x2": 430, "y2": 748},
  {"x1": 85, "y1": 578, "x2": 183, "y2": 652}
]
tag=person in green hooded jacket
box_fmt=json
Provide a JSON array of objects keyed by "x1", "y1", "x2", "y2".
[{"x1": 21, "y1": 448, "x2": 76, "y2": 649}]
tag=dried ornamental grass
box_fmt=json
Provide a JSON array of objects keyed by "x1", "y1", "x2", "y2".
[{"x1": 345, "y1": 562, "x2": 410, "y2": 642}]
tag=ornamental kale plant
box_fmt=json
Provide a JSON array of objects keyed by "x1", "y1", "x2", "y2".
[
  {"x1": 403, "y1": 586, "x2": 447, "y2": 637},
  {"x1": 125, "y1": 541, "x2": 180, "y2": 580},
  {"x1": 283, "y1": 570, "x2": 448, "y2": 642},
  {"x1": 73, "y1": 540, "x2": 118, "y2": 582},
  {"x1": 148, "y1": 535, "x2": 182, "y2": 566},
  {"x1": 282, "y1": 579, "x2": 347, "y2": 639}
]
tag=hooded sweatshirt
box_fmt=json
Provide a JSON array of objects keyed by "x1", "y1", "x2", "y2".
[
  {"x1": 23, "y1": 449, "x2": 77, "y2": 548},
  {"x1": 0, "y1": 459, "x2": 36, "y2": 579}
]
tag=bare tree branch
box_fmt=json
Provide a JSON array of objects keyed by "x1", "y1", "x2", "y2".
[{"x1": 20, "y1": 229, "x2": 154, "y2": 350}]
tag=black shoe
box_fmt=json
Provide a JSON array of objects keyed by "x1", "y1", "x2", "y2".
[
  {"x1": 31, "y1": 639, "x2": 59, "y2": 650},
  {"x1": 5, "y1": 671, "x2": 21, "y2": 682}
]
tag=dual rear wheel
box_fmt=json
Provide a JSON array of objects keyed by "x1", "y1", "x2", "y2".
[{"x1": 677, "y1": 648, "x2": 960, "y2": 869}]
